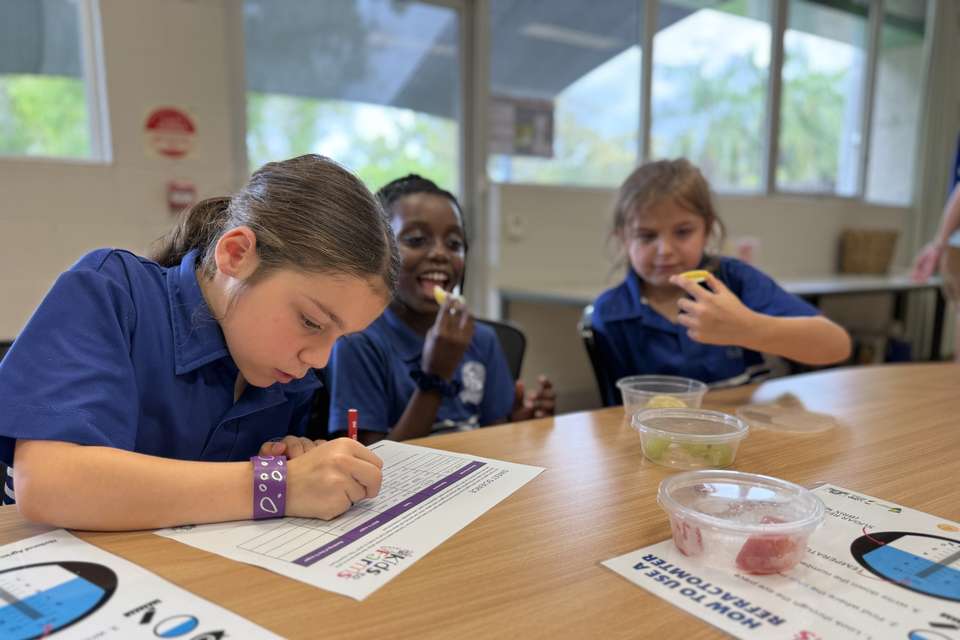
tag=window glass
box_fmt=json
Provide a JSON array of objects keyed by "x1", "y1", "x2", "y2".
[
  {"x1": 245, "y1": 0, "x2": 460, "y2": 191},
  {"x1": 651, "y1": 0, "x2": 772, "y2": 192}
]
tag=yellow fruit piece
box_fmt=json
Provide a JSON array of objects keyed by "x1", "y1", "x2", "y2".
[
  {"x1": 433, "y1": 285, "x2": 465, "y2": 305},
  {"x1": 645, "y1": 395, "x2": 688, "y2": 408},
  {"x1": 680, "y1": 270, "x2": 710, "y2": 283}
]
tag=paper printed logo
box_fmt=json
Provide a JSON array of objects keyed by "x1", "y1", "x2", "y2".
[{"x1": 337, "y1": 546, "x2": 415, "y2": 580}]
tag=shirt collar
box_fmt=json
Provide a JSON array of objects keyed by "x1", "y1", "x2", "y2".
[
  {"x1": 381, "y1": 307, "x2": 427, "y2": 363},
  {"x1": 166, "y1": 249, "x2": 231, "y2": 375},
  {"x1": 602, "y1": 268, "x2": 679, "y2": 332}
]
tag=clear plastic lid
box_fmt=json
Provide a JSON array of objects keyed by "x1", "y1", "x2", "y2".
[
  {"x1": 658, "y1": 470, "x2": 825, "y2": 534},
  {"x1": 632, "y1": 408, "x2": 749, "y2": 444},
  {"x1": 616, "y1": 375, "x2": 707, "y2": 394},
  {"x1": 736, "y1": 405, "x2": 836, "y2": 434}
]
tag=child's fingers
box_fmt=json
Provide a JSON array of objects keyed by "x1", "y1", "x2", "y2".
[
  {"x1": 703, "y1": 272, "x2": 729, "y2": 294},
  {"x1": 286, "y1": 436, "x2": 317, "y2": 458},
  {"x1": 260, "y1": 440, "x2": 285, "y2": 456},
  {"x1": 330, "y1": 438, "x2": 384, "y2": 469},
  {"x1": 458, "y1": 307, "x2": 474, "y2": 332},
  {"x1": 676, "y1": 311, "x2": 698, "y2": 329},
  {"x1": 676, "y1": 297, "x2": 699, "y2": 315},
  {"x1": 349, "y1": 459, "x2": 383, "y2": 498},
  {"x1": 670, "y1": 274, "x2": 710, "y2": 300}
]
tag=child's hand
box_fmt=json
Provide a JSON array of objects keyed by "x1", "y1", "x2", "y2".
[
  {"x1": 285, "y1": 438, "x2": 383, "y2": 520},
  {"x1": 510, "y1": 375, "x2": 556, "y2": 422},
  {"x1": 911, "y1": 241, "x2": 943, "y2": 283},
  {"x1": 258, "y1": 436, "x2": 318, "y2": 460},
  {"x1": 421, "y1": 298, "x2": 474, "y2": 381},
  {"x1": 670, "y1": 272, "x2": 758, "y2": 346}
]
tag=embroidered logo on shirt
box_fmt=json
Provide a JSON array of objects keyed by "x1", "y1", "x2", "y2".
[{"x1": 459, "y1": 361, "x2": 486, "y2": 405}]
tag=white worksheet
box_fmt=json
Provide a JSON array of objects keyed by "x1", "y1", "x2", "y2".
[
  {"x1": 603, "y1": 484, "x2": 960, "y2": 639},
  {"x1": 0, "y1": 529, "x2": 279, "y2": 639},
  {"x1": 158, "y1": 440, "x2": 543, "y2": 600}
]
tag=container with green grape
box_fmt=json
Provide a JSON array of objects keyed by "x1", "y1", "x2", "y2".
[{"x1": 632, "y1": 408, "x2": 749, "y2": 469}]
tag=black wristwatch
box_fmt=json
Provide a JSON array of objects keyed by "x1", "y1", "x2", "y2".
[{"x1": 411, "y1": 370, "x2": 462, "y2": 397}]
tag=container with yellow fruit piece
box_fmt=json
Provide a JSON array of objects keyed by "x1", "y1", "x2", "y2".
[
  {"x1": 616, "y1": 374, "x2": 707, "y2": 416},
  {"x1": 632, "y1": 408, "x2": 749, "y2": 469}
]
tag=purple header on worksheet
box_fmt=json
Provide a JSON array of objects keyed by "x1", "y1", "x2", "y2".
[{"x1": 294, "y1": 460, "x2": 486, "y2": 566}]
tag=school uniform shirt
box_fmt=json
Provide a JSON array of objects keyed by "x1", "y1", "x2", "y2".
[
  {"x1": 0, "y1": 249, "x2": 320, "y2": 492},
  {"x1": 326, "y1": 307, "x2": 514, "y2": 435},
  {"x1": 591, "y1": 257, "x2": 819, "y2": 405}
]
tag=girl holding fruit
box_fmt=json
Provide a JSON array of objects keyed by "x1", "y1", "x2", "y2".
[
  {"x1": 326, "y1": 175, "x2": 555, "y2": 443},
  {"x1": 591, "y1": 159, "x2": 852, "y2": 405}
]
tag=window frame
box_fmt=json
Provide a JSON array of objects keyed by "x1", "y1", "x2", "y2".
[{"x1": 0, "y1": 0, "x2": 112, "y2": 165}]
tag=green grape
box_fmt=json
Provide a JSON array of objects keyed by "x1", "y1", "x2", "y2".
[
  {"x1": 680, "y1": 443, "x2": 709, "y2": 457},
  {"x1": 706, "y1": 444, "x2": 735, "y2": 467},
  {"x1": 643, "y1": 436, "x2": 670, "y2": 460}
]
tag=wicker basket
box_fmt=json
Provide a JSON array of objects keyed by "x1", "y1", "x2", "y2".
[{"x1": 838, "y1": 229, "x2": 899, "y2": 274}]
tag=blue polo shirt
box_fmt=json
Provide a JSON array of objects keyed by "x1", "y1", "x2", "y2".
[
  {"x1": 0, "y1": 249, "x2": 320, "y2": 475},
  {"x1": 591, "y1": 257, "x2": 819, "y2": 405},
  {"x1": 326, "y1": 308, "x2": 514, "y2": 435}
]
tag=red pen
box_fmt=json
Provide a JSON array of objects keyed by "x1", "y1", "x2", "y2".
[{"x1": 348, "y1": 408, "x2": 358, "y2": 441}]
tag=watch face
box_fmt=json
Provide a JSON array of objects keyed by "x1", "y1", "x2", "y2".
[
  {"x1": 850, "y1": 531, "x2": 960, "y2": 602},
  {"x1": 0, "y1": 561, "x2": 117, "y2": 639}
]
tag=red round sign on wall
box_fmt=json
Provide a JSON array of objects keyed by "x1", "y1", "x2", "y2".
[{"x1": 144, "y1": 107, "x2": 196, "y2": 159}]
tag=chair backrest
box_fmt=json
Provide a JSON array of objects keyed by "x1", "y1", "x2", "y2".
[
  {"x1": 477, "y1": 318, "x2": 526, "y2": 381},
  {"x1": 0, "y1": 341, "x2": 13, "y2": 503},
  {"x1": 578, "y1": 305, "x2": 616, "y2": 407}
]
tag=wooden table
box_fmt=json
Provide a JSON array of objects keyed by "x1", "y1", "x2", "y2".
[{"x1": 2, "y1": 363, "x2": 958, "y2": 639}]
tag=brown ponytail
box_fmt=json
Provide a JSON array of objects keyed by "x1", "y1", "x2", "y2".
[
  {"x1": 150, "y1": 155, "x2": 399, "y2": 297},
  {"x1": 152, "y1": 197, "x2": 231, "y2": 267}
]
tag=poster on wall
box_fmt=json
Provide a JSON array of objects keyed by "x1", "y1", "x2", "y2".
[
  {"x1": 489, "y1": 95, "x2": 554, "y2": 158},
  {"x1": 144, "y1": 107, "x2": 197, "y2": 159}
]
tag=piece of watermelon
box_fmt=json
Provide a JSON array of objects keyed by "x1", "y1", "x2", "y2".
[{"x1": 735, "y1": 516, "x2": 804, "y2": 574}]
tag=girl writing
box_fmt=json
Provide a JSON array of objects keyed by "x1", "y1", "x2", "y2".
[{"x1": 0, "y1": 154, "x2": 397, "y2": 530}]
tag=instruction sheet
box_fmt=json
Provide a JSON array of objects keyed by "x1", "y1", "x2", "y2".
[
  {"x1": 158, "y1": 440, "x2": 543, "y2": 600},
  {"x1": 0, "y1": 529, "x2": 278, "y2": 639},
  {"x1": 603, "y1": 484, "x2": 960, "y2": 639}
]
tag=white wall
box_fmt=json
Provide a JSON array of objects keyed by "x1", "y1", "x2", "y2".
[
  {"x1": 491, "y1": 184, "x2": 913, "y2": 293},
  {"x1": 0, "y1": 0, "x2": 239, "y2": 340}
]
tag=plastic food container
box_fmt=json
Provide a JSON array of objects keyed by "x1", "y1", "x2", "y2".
[
  {"x1": 616, "y1": 375, "x2": 708, "y2": 414},
  {"x1": 657, "y1": 470, "x2": 825, "y2": 574},
  {"x1": 631, "y1": 409, "x2": 749, "y2": 469}
]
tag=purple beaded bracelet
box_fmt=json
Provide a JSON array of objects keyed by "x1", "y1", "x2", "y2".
[{"x1": 250, "y1": 455, "x2": 287, "y2": 519}]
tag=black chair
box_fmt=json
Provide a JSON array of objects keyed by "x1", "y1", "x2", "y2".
[
  {"x1": 578, "y1": 305, "x2": 616, "y2": 407},
  {"x1": 478, "y1": 318, "x2": 526, "y2": 381},
  {"x1": 0, "y1": 340, "x2": 13, "y2": 503}
]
